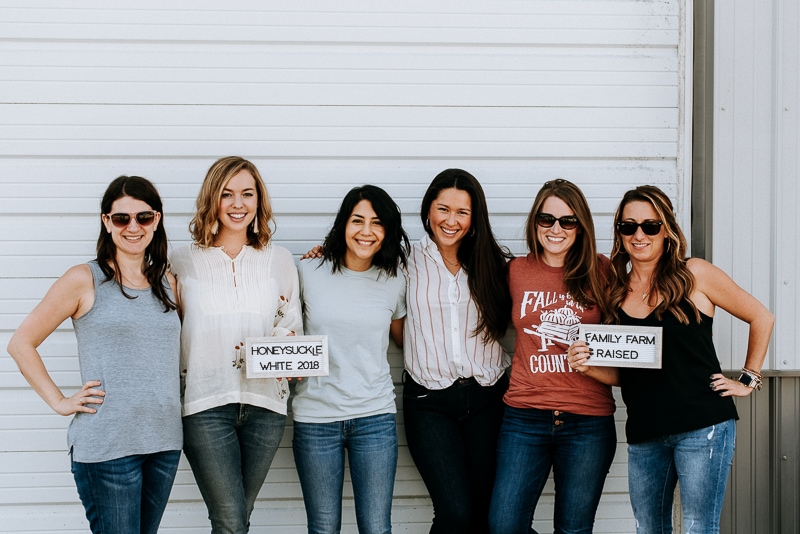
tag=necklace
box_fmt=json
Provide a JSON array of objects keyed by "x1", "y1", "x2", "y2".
[
  {"x1": 121, "y1": 273, "x2": 149, "y2": 289},
  {"x1": 219, "y1": 243, "x2": 247, "y2": 258},
  {"x1": 441, "y1": 255, "x2": 460, "y2": 267}
]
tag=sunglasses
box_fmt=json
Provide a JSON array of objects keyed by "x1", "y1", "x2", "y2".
[
  {"x1": 535, "y1": 213, "x2": 579, "y2": 230},
  {"x1": 616, "y1": 220, "x2": 663, "y2": 236},
  {"x1": 106, "y1": 211, "x2": 157, "y2": 228}
]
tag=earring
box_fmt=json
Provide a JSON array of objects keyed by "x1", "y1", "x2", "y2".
[
  {"x1": 251, "y1": 215, "x2": 259, "y2": 235},
  {"x1": 211, "y1": 221, "x2": 219, "y2": 235},
  {"x1": 470, "y1": 227, "x2": 476, "y2": 237},
  {"x1": 425, "y1": 218, "x2": 430, "y2": 230}
]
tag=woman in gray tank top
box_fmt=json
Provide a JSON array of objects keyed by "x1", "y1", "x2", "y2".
[{"x1": 7, "y1": 176, "x2": 182, "y2": 534}]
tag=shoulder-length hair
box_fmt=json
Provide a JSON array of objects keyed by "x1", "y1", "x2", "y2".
[
  {"x1": 189, "y1": 156, "x2": 273, "y2": 248},
  {"x1": 420, "y1": 168, "x2": 513, "y2": 342},
  {"x1": 607, "y1": 185, "x2": 699, "y2": 324},
  {"x1": 96, "y1": 176, "x2": 176, "y2": 312},
  {"x1": 525, "y1": 178, "x2": 608, "y2": 316},
  {"x1": 321, "y1": 185, "x2": 409, "y2": 277}
]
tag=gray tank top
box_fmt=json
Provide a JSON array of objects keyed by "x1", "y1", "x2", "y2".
[{"x1": 68, "y1": 261, "x2": 182, "y2": 463}]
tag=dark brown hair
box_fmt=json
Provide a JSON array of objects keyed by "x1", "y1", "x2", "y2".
[
  {"x1": 420, "y1": 169, "x2": 513, "y2": 342},
  {"x1": 96, "y1": 176, "x2": 176, "y2": 312}
]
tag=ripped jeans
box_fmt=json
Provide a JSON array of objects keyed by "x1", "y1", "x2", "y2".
[{"x1": 627, "y1": 419, "x2": 736, "y2": 534}]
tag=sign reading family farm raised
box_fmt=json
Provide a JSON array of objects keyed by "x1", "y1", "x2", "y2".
[
  {"x1": 579, "y1": 325, "x2": 662, "y2": 369},
  {"x1": 245, "y1": 335, "x2": 329, "y2": 378}
]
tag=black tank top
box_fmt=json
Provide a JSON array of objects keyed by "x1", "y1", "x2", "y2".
[{"x1": 618, "y1": 301, "x2": 738, "y2": 443}]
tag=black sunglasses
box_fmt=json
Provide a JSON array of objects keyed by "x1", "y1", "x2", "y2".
[
  {"x1": 616, "y1": 220, "x2": 663, "y2": 236},
  {"x1": 106, "y1": 211, "x2": 157, "y2": 228},
  {"x1": 535, "y1": 213, "x2": 579, "y2": 230}
]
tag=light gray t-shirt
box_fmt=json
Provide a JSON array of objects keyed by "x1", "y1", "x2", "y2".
[
  {"x1": 68, "y1": 261, "x2": 182, "y2": 463},
  {"x1": 292, "y1": 258, "x2": 406, "y2": 423}
]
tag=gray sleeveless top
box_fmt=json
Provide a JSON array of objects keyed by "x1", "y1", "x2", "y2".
[{"x1": 68, "y1": 261, "x2": 182, "y2": 463}]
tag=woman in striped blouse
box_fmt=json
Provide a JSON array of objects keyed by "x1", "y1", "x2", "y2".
[{"x1": 403, "y1": 168, "x2": 513, "y2": 534}]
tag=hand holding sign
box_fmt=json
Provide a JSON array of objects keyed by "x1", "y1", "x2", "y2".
[{"x1": 578, "y1": 325, "x2": 663, "y2": 369}]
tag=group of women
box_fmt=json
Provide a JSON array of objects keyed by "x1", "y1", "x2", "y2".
[{"x1": 7, "y1": 157, "x2": 773, "y2": 534}]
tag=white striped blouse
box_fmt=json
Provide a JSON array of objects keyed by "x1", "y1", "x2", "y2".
[{"x1": 403, "y1": 234, "x2": 509, "y2": 390}]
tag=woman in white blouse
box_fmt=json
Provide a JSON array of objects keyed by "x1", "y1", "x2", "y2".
[
  {"x1": 403, "y1": 168, "x2": 513, "y2": 533},
  {"x1": 170, "y1": 156, "x2": 303, "y2": 533}
]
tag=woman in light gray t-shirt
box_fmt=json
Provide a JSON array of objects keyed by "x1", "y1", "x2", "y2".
[{"x1": 293, "y1": 185, "x2": 408, "y2": 533}]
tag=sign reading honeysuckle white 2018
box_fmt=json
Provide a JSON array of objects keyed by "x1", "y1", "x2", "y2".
[
  {"x1": 246, "y1": 335, "x2": 329, "y2": 378},
  {"x1": 579, "y1": 325, "x2": 663, "y2": 369}
]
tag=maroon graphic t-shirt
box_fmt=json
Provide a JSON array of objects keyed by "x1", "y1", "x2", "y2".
[{"x1": 503, "y1": 253, "x2": 615, "y2": 416}]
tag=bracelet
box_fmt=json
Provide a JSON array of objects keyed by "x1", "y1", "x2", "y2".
[
  {"x1": 738, "y1": 369, "x2": 763, "y2": 390},
  {"x1": 742, "y1": 367, "x2": 763, "y2": 379}
]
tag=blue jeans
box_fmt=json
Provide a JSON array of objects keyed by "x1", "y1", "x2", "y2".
[
  {"x1": 627, "y1": 419, "x2": 736, "y2": 534},
  {"x1": 403, "y1": 374, "x2": 508, "y2": 534},
  {"x1": 292, "y1": 413, "x2": 398, "y2": 534},
  {"x1": 182, "y1": 403, "x2": 286, "y2": 534},
  {"x1": 71, "y1": 449, "x2": 181, "y2": 534},
  {"x1": 489, "y1": 406, "x2": 617, "y2": 534}
]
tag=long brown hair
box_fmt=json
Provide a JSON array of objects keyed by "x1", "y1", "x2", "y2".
[
  {"x1": 96, "y1": 176, "x2": 176, "y2": 312},
  {"x1": 607, "y1": 185, "x2": 699, "y2": 324},
  {"x1": 190, "y1": 156, "x2": 274, "y2": 248},
  {"x1": 524, "y1": 178, "x2": 608, "y2": 316},
  {"x1": 420, "y1": 169, "x2": 513, "y2": 342}
]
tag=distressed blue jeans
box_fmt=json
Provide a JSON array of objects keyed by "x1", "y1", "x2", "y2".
[
  {"x1": 488, "y1": 406, "x2": 617, "y2": 534},
  {"x1": 292, "y1": 413, "x2": 398, "y2": 533},
  {"x1": 182, "y1": 403, "x2": 286, "y2": 534},
  {"x1": 627, "y1": 419, "x2": 736, "y2": 534},
  {"x1": 71, "y1": 449, "x2": 181, "y2": 534}
]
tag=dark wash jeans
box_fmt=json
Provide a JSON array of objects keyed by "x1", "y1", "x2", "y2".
[
  {"x1": 488, "y1": 406, "x2": 617, "y2": 534},
  {"x1": 71, "y1": 449, "x2": 181, "y2": 534},
  {"x1": 402, "y1": 373, "x2": 508, "y2": 534}
]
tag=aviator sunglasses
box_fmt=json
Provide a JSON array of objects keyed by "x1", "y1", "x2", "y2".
[
  {"x1": 106, "y1": 211, "x2": 157, "y2": 228},
  {"x1": 535, "y1": 213, "x2": 579, "y2": 230},
  {"x1": 616, "y1": 220, "x2": 663, "y2": 236}
]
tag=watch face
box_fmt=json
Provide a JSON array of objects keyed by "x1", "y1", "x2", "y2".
[{"x1": 738, "y1": 374, "x2": 755, "y2": 387}]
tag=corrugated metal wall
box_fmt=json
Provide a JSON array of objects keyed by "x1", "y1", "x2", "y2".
[
  {"x1": 710, "y1": 0, "x2": 799, "y2": 532},
  {"x1": 0, "y1": 1, "x2": 689, "y2": 532}
]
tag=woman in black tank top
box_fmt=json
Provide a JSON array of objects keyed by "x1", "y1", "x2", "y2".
[{"x1": 592, "y1": 185, "x2": 773, "y2": 534}]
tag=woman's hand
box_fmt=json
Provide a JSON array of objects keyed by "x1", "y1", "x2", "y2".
[
  {"x1": 55, "y1": 380, "x2": 105, "y2": 416},
  {"x1": 567, "y1": 340, "x2": 620, "y2": 386},
  {"x1": 567, "y1": 340, "x2": 592, "y2": 373},
  {"x1": 301, "y1": 245, "x2": 323, "y2": 260},
  {"x1": 709, "y1": 373, "x2": 756, "y2": 397}
]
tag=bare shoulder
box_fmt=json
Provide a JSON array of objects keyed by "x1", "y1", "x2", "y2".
[{"x1": 60, "y1": 264, "x2": 95, "y2": 292}]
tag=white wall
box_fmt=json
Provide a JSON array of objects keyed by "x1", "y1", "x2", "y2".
[{"x1": 0, "y1": 1, "x2": 689, "y2": 532}]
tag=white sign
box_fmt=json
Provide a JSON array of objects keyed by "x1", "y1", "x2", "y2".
[
  {"x1": 579, "y1": 325, "x2": 662, "y2": 369},
  {"x1": 245, "y1": 335, "x2": 329, "y2": 378}
]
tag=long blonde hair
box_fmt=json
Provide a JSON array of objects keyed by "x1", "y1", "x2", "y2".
[
  {"x1": 607, "y1": 185, "x2": 699, "y2": 325},
  {"x1": 189, "y1": 156, "x2": 274, "y2": 248}
]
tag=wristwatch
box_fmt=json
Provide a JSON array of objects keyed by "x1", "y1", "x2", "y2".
[{"x1": 737, "y1": 371, "x2": 760, "y2": 389}]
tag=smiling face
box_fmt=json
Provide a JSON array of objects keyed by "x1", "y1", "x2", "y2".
[
  {"x1": 619, "y1": 200, "x2": 666, "y2": 264},
  {"x1": 103, "y1": 195, "x2": 160, "y2": 258},
  {"x1": 216, "y1": 169, "x2": 258, "y2": 238},
  {"x1": 535, "y1": 195, "x2": 580, "y2": 267},
  {"x1": 343, "y1": 199, "x2": 385, "y2": 271},
  {"x1": 427, "y1": 187, "x2": 472, "y2": 253}
]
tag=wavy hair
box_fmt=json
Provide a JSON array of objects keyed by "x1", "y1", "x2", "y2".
[
  {"x1": 607, "y1": 185, "x2": 699, "y2": 324},
  {"x1": 525, "y1": 178, "x2": 608, "y2": 316},
  {"x1": 96, "y1": 176, "x2": 176, "y2": 312},
  {"x1": 189, "y1": 156, "x2": 274, "y2": 248},
  {"x1": 321, "y1": 185, "x2": 409, "y2": 277},
  {"x1": 420, "y1": 169, "x2": 513, "y2": 342}
]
